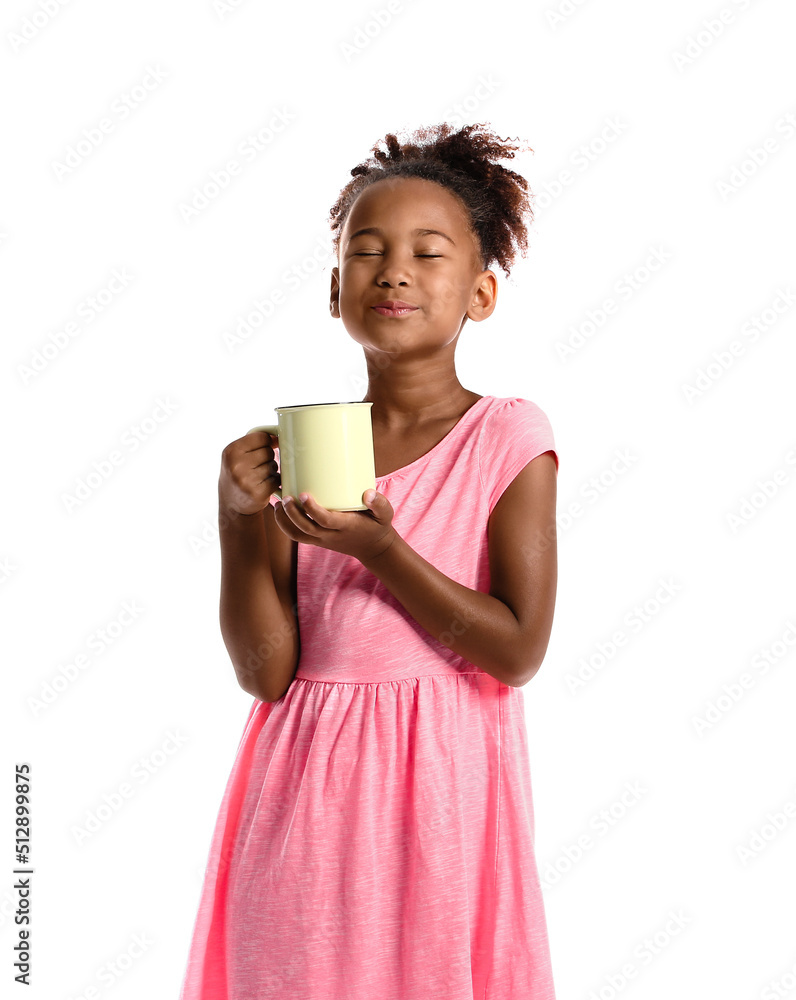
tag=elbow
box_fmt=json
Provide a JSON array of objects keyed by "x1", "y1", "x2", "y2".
[
  {"x1": 233, "y1": 662, "x2": 283, "y2": 703},
  {"x1": 504, "y1": 661, "x2": 541, "y2": 688},
  {"x1": 230, "y1": 632, "x2": 300, "y2": 702},
  {"x1": 245, "y1": 664, "x2": 299, "y2": 704},
  {"x1": 508, "y1": 623, "x2": 553, "y2": 686},
  {"x1": 493, "y1": 653, "x2": 537, "y2": 688},
  {"x1": 506, "y1": 639, "x2": 546, "y2": 687},
  {"x1": 240, "y1": 682, "x2": 282, "y2": 704},
  {"x1": 237, "y1": 674, "x2": 269, "y2": 701},
  {"x1": 238, "y1": 674, "x2": 290, "y2": 703}
]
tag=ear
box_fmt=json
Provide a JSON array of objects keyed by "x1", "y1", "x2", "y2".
[
  {"x1": 330, "y1": 267, "x2": 341, "y2": 319},
  {"x1": 466, "y1": 269, "x2": 498, "y2": 323}
]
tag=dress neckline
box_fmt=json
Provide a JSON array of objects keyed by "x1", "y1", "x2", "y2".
[{"x1": 375, "y1": 395, "x2": 493, "y2": 482}]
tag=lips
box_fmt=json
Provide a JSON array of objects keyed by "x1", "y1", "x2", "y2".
[{"x1": 372, "y1": 300, "x2": 419, "y2": 317}]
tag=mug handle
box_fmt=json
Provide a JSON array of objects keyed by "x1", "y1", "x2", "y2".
[{"x1": 246, "y1": 424, "x2": 281, "y2": 500}]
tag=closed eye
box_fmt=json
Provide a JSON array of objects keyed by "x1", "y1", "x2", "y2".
[{"x1": 352, "y1": 252, "x2": 442, "y2": 258}]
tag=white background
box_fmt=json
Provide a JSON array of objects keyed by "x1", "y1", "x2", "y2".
[{"x1": 2, "y1": 1, "x2": 795, "y2": 997}]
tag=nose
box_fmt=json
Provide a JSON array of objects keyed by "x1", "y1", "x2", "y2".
[{"x1": 375, "y1": 250, "x2": 412, "y2": 286}]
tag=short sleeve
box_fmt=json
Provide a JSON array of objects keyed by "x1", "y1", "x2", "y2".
[{"x1": 478, "y1": 398, "x2": 559, "y2": 514}]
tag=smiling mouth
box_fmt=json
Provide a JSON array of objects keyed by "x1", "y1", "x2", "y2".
[{"x1": 371, "y1": 306, "x2": 418, "y2": 317}]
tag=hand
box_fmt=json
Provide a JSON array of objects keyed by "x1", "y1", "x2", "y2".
[
  {"x1": 273, "y1": 489, "x2": 397, "y2": 564},
  {"x1": 218, "y1": 430, "x2": 279, "y2": 516}
]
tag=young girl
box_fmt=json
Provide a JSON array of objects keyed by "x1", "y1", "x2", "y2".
[{"x1": 179, "y1": 122, "x2": 559, "y2": 1000}]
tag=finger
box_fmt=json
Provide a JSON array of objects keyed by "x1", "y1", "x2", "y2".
[
  {"x1": 243, "y1": 430, "x2": 277, "y2": 452},
  {"x1": 257, "y1": 460, "x2": 279, "y2": 483},
  {"x1": 245, "y1": 426, "x2": 278, "y2": 439},
  {"x1": 363, "y1": 490, "x2": 391, "y2": 523},
  {"x1": 272, "y1": 500, "x2": 303, "y2": 540},
  {"x1": 280, "y1": 496, "x2": 318, "y2": 531},
  {"x1": 294, "y1": 493, "x2": 336, "y2": 529}
]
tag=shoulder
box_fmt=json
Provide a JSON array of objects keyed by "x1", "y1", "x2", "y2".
[
  {"x1": 477, "y1": 397, "x2": 559, "y2": 515},
  {"x1": 480, "y1": 396, "x2": 556, "y2": 444},
  {"x1": 482, "y1": 397, "x2": 558, "y2": 515}
]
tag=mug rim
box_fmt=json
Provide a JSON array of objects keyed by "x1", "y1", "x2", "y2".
[{"x1": 275, "y1": 401, "x2": 373, "y2": 411}]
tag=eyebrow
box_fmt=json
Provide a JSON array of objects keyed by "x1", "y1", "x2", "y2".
[{"x1": 346, "y1": 226, "x2": 456, "y2": 246}]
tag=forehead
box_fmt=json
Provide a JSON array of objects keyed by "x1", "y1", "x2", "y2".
[{"x1": 343, "y1": 176, "x2": 471, "y2": 235}]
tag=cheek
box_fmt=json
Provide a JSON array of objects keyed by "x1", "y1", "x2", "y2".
[
  {"x1": 432, "y1": 280, "x2": 465, "y2": 312},
  {"x1": 339, "y1": 277, "x2": 368, "y2": 308}
]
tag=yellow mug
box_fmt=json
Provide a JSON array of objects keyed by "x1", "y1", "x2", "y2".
[{"x1": 247, "y1": 401, "x2": 376, "y2": 511}]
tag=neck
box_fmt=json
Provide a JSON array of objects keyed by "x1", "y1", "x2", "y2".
[{"x1": 362, "y1": 375, "x2": 477, "y2": 430}]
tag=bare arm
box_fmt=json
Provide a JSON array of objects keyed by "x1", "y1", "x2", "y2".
[{"x1": 218, "y1": 496, "x2": 300, "y2": 702}]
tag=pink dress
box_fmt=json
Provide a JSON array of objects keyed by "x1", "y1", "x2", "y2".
[{"x1": 179, "y1": 395, "x2": 559, "y2": 1000}]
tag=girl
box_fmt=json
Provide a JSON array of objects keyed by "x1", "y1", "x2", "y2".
[{"x1": 179, "y1": 122, "x2": 559, "y2": 999}]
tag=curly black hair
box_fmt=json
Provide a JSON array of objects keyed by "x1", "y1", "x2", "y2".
[{"x1": 328, "y1": 122, "x2": 534, "y2": 280}]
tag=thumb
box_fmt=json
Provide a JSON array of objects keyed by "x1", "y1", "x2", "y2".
[{"x1": 363, "y1": 489, "x2": 390, "y2": 517}]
